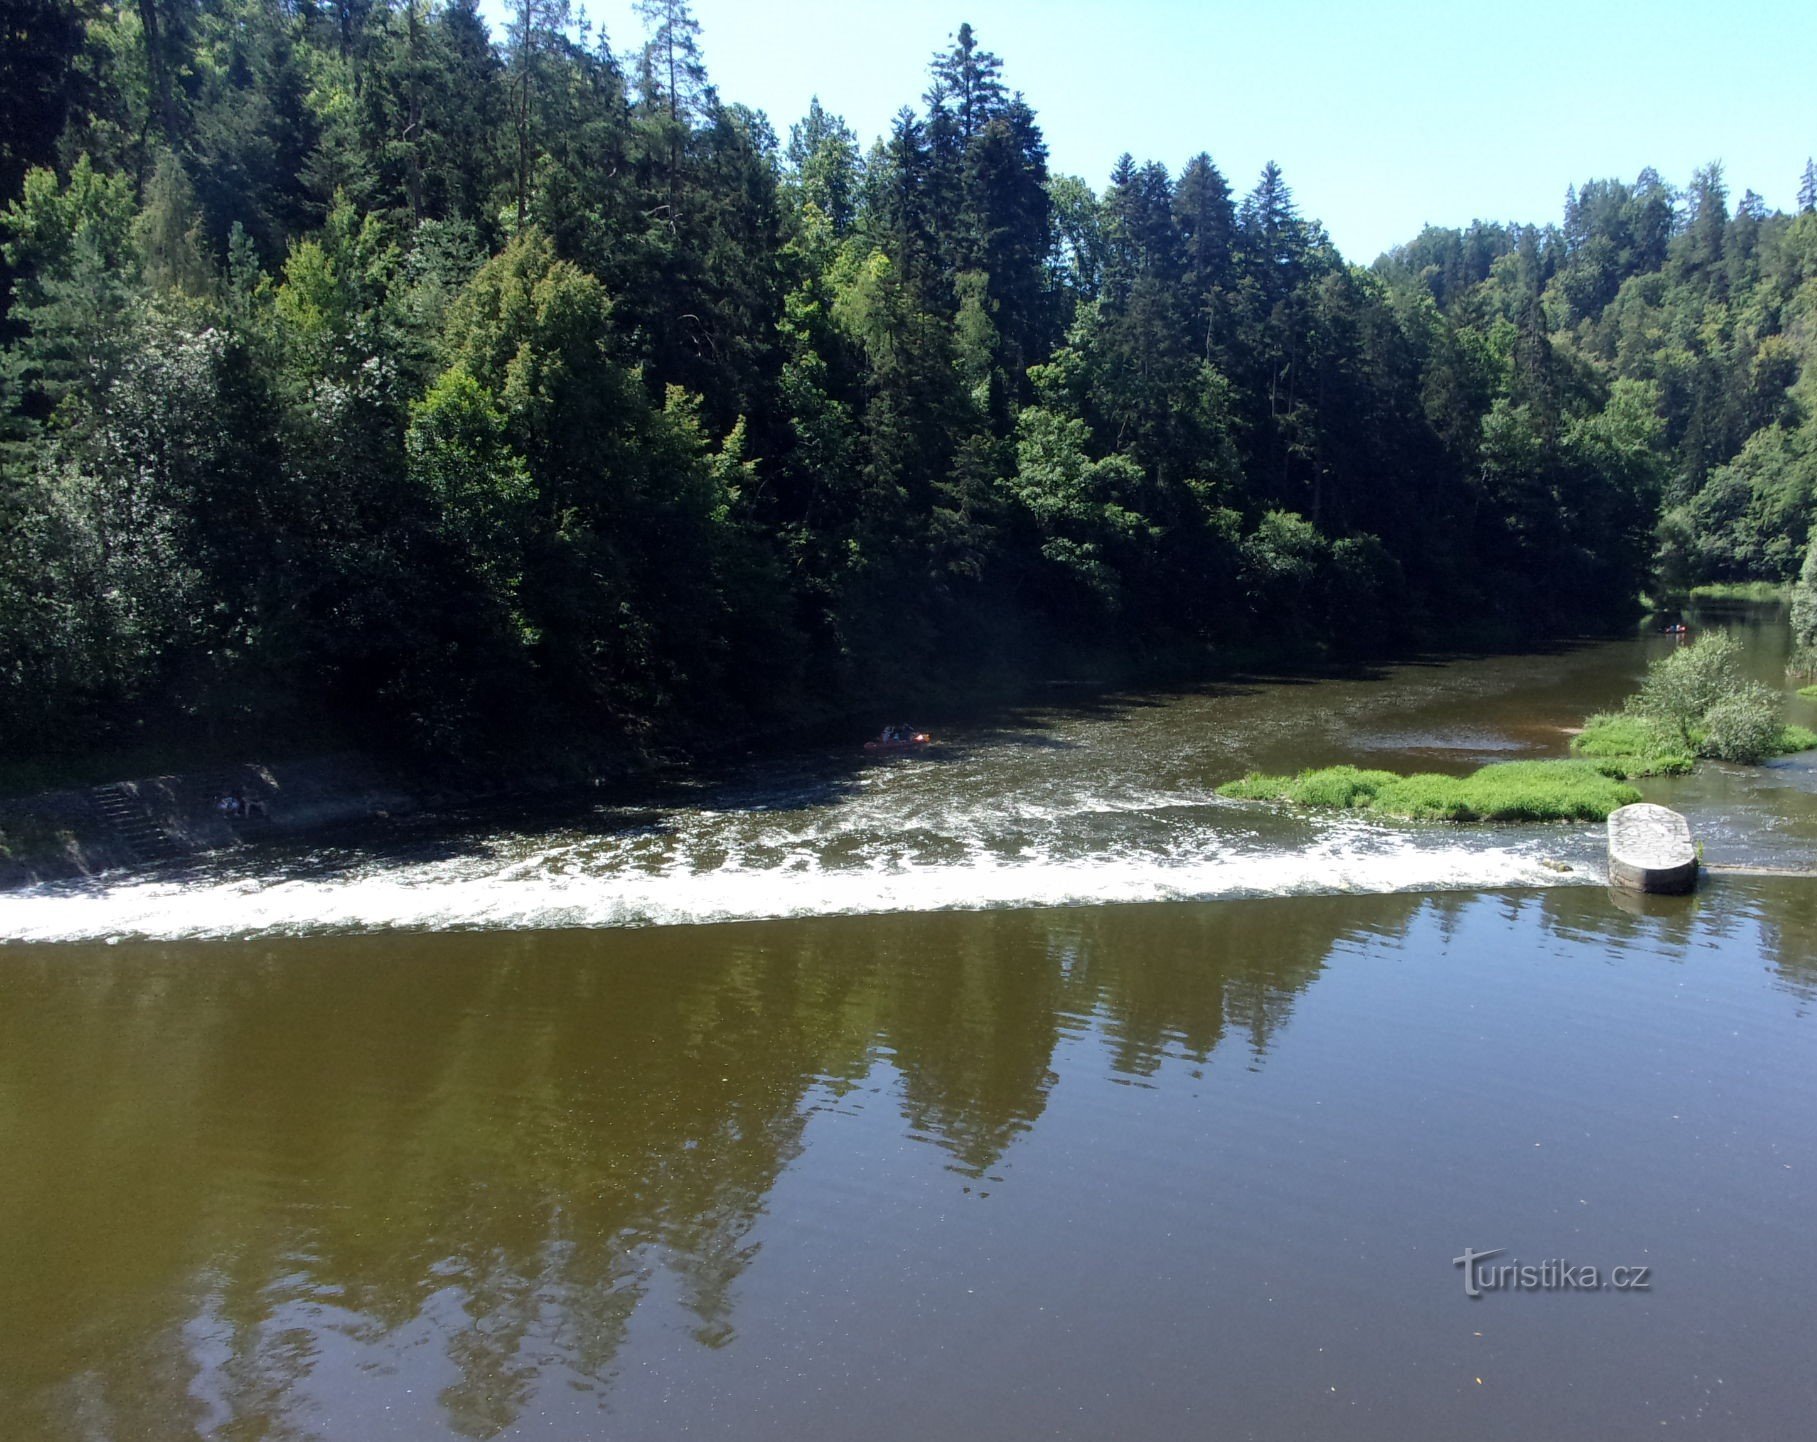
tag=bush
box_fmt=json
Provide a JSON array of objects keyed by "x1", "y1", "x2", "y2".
[
  {"x1": 1793, "y1": 541, "x2": 1817, "y2": 677},
  {"x1": 1618, "y1": 631, "x2": 1812, "y2": 764},
  {"x1": 1627, "y1": 632, "x2": 1751, "y2": 748},
  {"x1": 1700, "y1": 686, "x2": 1784, "y2": 763},
  {"x1": 1688, "y1": 581, "x2": 1789, "y2": 602}
]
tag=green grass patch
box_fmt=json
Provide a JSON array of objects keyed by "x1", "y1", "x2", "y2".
[
  {"x1": 1687, "y1": 581, "x2": 1790, "y2": 602},
  {"x1": 1570, "y1": 713, "x2": 1697, "y2": 777},
  {"x1": 1219, "y1": 764, "x2": 1402, "y2": 808},
  {"x1": 1799, "y1": 685, "x2": 1817, "y2": 701},
  {"x1": 1217, "y1": 760, "x2": 1640, "y2": 823},
  {"x1": 1778, "y1": 724, "x2": 1817, "y2": 754},
  {"x1": 1572, "y1": 711, "x2": 1814, "y2": 772}
]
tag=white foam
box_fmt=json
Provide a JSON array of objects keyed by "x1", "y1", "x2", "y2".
[{"x1": 0, "y1": 826, "x2": 1598, "y2": 944}]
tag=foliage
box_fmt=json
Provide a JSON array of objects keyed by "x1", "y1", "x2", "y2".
[
  {"x1": 1571, "y1": 714, "x2": 1696, "y2": 776},
  {"x1": 1573, "y1": 631, "x2": 1817, "y2": 770},
  {"x1": 1, "y1": 3, "x2": 1814, "y2": 772},
  {"x1": 1791, "y1": 539, "x2": 1817, "y2": 675},
  {"x1": 1689, "y1": 581, "x2": 1790, "y2": 601},
  {"x1": 1700, "y1": 691, "x2": 1789, "y2": 763},
  {"x1": 1218, "y1": 761, "x2": 1641, "y2": 822}
]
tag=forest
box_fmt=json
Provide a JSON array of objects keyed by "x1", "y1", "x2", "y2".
[{"x1": 3, "y1": 1, "x2": 1815, "y2": 770}]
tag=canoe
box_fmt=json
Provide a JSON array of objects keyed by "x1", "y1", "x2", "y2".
[
  {"x1": 863, "y1": 734, "x2": 931, "y2": 753},
  {"x1": 1607, "y1": 803, "x2": 1698, "y2": 894}
]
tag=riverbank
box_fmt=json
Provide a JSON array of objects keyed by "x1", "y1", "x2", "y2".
[
  {"x1": 0, "y1": 625, "x2": 1490, "y2": 889},
  {"x1": 0, "y1": 754, "x2": 427, "y2": 888},
  {"x1": 0, "y1": 610, "x2": 1714, "y2": 893}
]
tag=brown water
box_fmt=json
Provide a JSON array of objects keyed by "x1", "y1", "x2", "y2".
[{"x1": 4, "y1": 607, "x2": 1816, "y2": 1440}]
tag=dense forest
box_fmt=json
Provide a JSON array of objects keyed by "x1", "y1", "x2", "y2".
[{"x1": 3, "y1": 2, "x2": 1814, "y2": 770}]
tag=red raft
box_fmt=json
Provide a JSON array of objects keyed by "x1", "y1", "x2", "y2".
[{"x1": 864, "y1": 730, "x2": 932, "y2": 753}]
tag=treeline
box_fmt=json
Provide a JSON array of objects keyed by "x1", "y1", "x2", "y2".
[
  {"x1": 0, "y1": 3, "x2": 1807, "y2": 766},
  {"x1": 1376, "y1": 167, "x2": 1817, "y2": 589}
]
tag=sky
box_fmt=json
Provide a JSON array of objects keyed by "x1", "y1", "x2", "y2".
[{"x1": 482, "y1": 0, "x2": 1817, "y2": 261}]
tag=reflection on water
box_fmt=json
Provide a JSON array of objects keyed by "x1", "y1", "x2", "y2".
[
  {"x1": 5, "y1": 604, "x2": 1817, "y2": 1438},
  {"x1": 4, "y1": 883, "x2": 1817, "y2": 1440}
]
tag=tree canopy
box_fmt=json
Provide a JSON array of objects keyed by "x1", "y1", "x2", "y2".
[{"x1": 2, "y1": 5, "x2": 1811, "y2": 769}]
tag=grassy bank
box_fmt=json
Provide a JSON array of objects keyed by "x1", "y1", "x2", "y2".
[
  {"x1": 1217, "y1": 760, "x2": 1640, "y2": 823},
  {"x1": 1687, "y1": 581, "x2": 1791, "y2": 602},
  {"x1": 1572, "y1": 714, "x2": 1817, "y2": 776},
  {"x1": 1569, "y1": 715, "x2": 1698, "y2": 776}
]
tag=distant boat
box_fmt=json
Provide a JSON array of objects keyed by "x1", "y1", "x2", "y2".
[{"x1": 864, "y1": 729, "x2": 931, "y2": 753}]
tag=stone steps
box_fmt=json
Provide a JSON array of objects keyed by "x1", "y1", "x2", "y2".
[{"x1": 87, "y1": 783, "x2": 184, "y2": 863}]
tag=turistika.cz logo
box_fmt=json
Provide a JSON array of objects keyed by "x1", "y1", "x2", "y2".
[{"x1": 1453, "y1": 1246, "x2": 1652, "y2": 1298}]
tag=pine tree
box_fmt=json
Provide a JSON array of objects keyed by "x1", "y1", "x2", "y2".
[
  {"x1": 636, "y1": 0, "x2": 709, "y2": 125},
  {"x1": 1239, "y1": 160, "x2": 1306, "y2": 301},
  {"x1": 136, "y1": 150, "x2": 213, "y2": 298},
  {"x1": 1174, "y1": 152, "x2": 1235, "y2": 357},
  {"x1": 787, "y1": 98, "x2": 862, "y2": 234},
  {"x1": 506, "y1": 0, "x2": 575, "y2": 228},
  {"x1": 927, "y1": 22, "x2": 1006, "y2": 145},
  {"x1": 962, "y1": 97, "x2": 1052, "y2": 395},
  {"x1": 435, "y1": 0, "x2": 507, "y2": 229}
]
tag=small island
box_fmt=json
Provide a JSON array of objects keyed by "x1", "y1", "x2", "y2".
[
  {"x1": 1221, "y1": 632, "x2": 1817, "y2": 823},
  {"x1": 1218, "y1": 759, "x2": 1639, "y2": 822}
]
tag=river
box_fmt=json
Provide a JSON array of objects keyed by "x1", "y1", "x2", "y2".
[{"x1": 3, "y1": 606, "x2": 1815, "y2": 1439}]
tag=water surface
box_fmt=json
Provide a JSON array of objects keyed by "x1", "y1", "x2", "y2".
[
  {"x1": 3, "y1": 608, "x2": 1815, "y2": 1439},
  {"x1": 6, "y1": 608, "x2": 1812, "y2": 942}
]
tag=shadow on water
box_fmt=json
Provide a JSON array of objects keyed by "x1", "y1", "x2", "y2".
[
  {"x1": 13, "y1": 611, "x2": 1803, "y2": 927},
  {"x1": 28, "y1": 678, "x2": 1271, "y2": 895}
]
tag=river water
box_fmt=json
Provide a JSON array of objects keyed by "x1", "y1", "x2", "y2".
[{"x1": 3, "y1": 607, "x2": 1815, "y2": 1439}]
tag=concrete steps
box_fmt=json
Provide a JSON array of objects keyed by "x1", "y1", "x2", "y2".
[{"x1": 86, "y1": 783, "x2": 184, "y2": 864}]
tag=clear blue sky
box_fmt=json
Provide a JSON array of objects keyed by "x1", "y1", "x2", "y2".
[{"x1": 484, "y1": 0, "x2": 1817, "y2": 261}]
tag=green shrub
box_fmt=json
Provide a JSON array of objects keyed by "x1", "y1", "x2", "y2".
[
  {"x1": 1791, "y1": 541, "x2": 1817, "y2": 676},
  {"x1": 1620, "y1": 631, "x2": 1810, "y2": 766},
  {"x1": 1627, "y1": 632, "x2": 1751, "y2": 748},
  {"x1": 1700, "y1": 686, "x2": 1784, "y2": 763}
]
